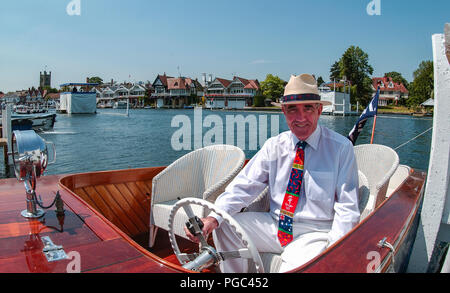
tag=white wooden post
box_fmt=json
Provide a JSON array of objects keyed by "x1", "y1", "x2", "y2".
[
  {"x1": 126, "y1": 97, "x2": 129, "y2": 117},
  {"x1": 407, "y1": 25, "x2": 450, "y2": 273},
  {"x1": 2, "y1": 105, "x2": 12, "y2": 165},
  {"x1": 342, "y1": 99, "x2": 346, "y2": 117}
]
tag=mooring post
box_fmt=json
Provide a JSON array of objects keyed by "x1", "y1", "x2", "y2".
[{"x1": 1, "y1": 105, "x2": 12, "y2": 166}]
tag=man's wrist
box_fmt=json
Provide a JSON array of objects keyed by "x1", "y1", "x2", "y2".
[{"x1": 207, "y1": 212, "x2": 223, "y2": 227}]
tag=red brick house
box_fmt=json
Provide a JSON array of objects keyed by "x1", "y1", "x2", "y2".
[{"x1": 372, "y1": 77, "x2": 409, "y2": 106}]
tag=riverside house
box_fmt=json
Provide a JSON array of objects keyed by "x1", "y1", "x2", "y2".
[
  {"x1": 151, "y1": 74, "x2": 203, "y2": 108},
  {"x1": 95, "y1": 81, "x2": 149, "y2": 108},
  {"x1": 205, "y1": 76, "x2": 260, "y2": 109},
  {"x1": 151, "y1": 73, "x2": 173, "y2": 108},
  {"x1": 372, "y1": 77, "x2": 409, "y2": 106}
]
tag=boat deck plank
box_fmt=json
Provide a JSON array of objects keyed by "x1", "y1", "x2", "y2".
[{"x1": 0, "y1": 174, "x2": 181, "y2": 273}]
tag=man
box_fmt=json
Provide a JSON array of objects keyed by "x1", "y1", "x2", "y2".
[{"x1": 185, "y1": 74, "x2": 360, "y2": 273}]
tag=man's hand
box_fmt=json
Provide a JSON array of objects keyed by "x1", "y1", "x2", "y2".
[{"x1": 184, "y1": 216, "x2": 219, "y2": 243}]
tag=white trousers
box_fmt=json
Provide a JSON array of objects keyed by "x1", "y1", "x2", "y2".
[{"x1": 212, "y1": 212, "x2": 332, "y2": 273}]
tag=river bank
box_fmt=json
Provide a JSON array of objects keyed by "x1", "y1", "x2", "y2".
[{"x1": 223, "y1": 105, "x2": 433, "y2": 116}]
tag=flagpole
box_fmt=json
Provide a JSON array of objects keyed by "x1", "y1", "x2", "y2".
[
  {"x1": 370, "y1": 114, "x2": 377, "y2": 144},
  {"x1": 370, "y1": 86, "x2": 381, "y2": 144},
  {"x1": 347, "y1": 86, "x2": 380, "y2": 146}
]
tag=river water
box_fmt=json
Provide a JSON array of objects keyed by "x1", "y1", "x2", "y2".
[{"x1": 0, "y1": 108, "x2": 433, "y2": 178}]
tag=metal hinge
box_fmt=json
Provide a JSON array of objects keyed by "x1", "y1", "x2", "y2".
[{"x1": 42, "y1": 236, "x2": 68, "y2": 262}]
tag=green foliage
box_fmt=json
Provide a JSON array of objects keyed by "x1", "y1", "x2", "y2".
[
  {"x1": 329, "y1": 46, "x2": 374, "y2": 106},
  {"x1": 260, "y1": 74, "x2": 285, "y2": 102},
  {"x1": 330, "y1": 61, "x2": 341, "y2": 81},
  {"x1": 384, "y1": 71, "x2": 409, "y2": 89},
  {"x1": 253, "y1": 93, "x2": 266, "y2": 107},
  {"x1": 42, "y1": 85, "x2": 59, "y2": 93},
  {"x1": 407, "y1": 61, "x2": 434, "y2": 107},
  {"x1": 316, "y1": 76, "x2": 325, "y2": 86},
  {"x1": 87, "y1": 76, "x2": 103, "y2": 85}
]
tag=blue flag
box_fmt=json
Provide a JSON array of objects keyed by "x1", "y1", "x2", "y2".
[{"x1": 347, "y1": 87, "x2": 380, "y2": 145}]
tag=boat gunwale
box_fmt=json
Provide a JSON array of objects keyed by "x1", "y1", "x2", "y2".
[
  {"x1": 296, "y1": 169, "x2": 426, "y2": 273},
  {"x1": 58, "y1": 165, "x2": 426, "y2": 273}
]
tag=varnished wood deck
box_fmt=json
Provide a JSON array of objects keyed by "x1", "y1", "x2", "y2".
[{"x1": 0, "y1": 169, "x2": 187, "y2": 273}]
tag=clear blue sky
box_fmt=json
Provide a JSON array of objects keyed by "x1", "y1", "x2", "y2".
[{"x1": 0, "y1": 0, "x2": 448, "y2": 92}]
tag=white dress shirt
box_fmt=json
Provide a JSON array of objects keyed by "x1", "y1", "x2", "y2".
[{"x1": 212, "y1": 125, "x2": 360, "y2": 245}]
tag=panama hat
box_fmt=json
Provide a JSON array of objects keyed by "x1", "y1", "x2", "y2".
[{"x1": 282, "y1": 74, "x2": 331, "y2": 106}]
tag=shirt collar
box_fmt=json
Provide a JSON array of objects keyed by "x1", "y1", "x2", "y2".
[{"x1": 290, "y1": 125, "x2": 321, "y2": 151}]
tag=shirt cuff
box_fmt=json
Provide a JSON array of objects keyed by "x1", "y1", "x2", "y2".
[{"x1": 208, "y1": 211, "x2": 224, "y2": 227}]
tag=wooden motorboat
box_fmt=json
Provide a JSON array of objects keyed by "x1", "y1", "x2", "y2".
[{"x1": 0, "y1": 161, "x2": 425, "y2": 273}]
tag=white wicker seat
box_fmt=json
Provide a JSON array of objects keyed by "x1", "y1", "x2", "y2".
[
  {"x1": 386, "y1": 165, "x2": 411, "y2": 197},
  {"x1": 354, "y1": 144, "x2": 399, "y2": 219},
  {"x1": 149, "y1": 144, "x2": 245, "y2": 247},
  {"x1": 358, "y1": 170, "x2": 371, "y2": 220}
]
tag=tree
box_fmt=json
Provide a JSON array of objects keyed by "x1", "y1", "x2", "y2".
[
  {"x1": 260, "y1": 74, "x2": 285, "y2": 102},
  {"x1": 316, "y1": 76, "x2": 325, "y2": 87},
  {"x1": 87, "y1": 76, "x2": 103, "y2": 85},
  {"x1": 329, "y1": 46, "x2": 374, "y2": 106},
  {"x1": 384, "y1": 71, "x2": 409, "y2": 89},
  {"x1": 329, "y1": 61, "x2": 341, "y2": 81},
  {"x1": 42, "y1": 85, "x2": 59, "y2": 93},
  {"x1": 407, "y1": 61, "x2": 434, "y2": 107},
  {"x1": 253, "y1": 93, "x2": 266, "y2": 107}
]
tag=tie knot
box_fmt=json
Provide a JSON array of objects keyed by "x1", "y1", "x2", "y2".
[{"x1": 297, "y1": 140, "x2": 307, "y2": 150}]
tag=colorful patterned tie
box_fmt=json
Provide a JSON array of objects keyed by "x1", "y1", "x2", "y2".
[{"x1": 278, "y1": 140, "x2": 307, "y2": 247}]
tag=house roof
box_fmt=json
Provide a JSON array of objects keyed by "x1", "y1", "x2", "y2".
[
  {"x1": 325, "y1": 82, "x2": 346, "y2": 88},
  {"x1": 216, "y1": 78, "x2": 232, "y2": 88},
  {"x1": 167, "y1": 77, "x2": 187, "y2": 90},
  {"x1": 46, "y1": 93, "x2": 60, "y2": 100},
  {"x1": 233, "y1": 76, "x2": 261, "y2": 90},
  {"x1": 60, "y1": 83, "x2": 99, "y2": 87},
  {"x1": 372, "y1": 77, "x2": 408, "y2": 94},
  {"x1": 129, "y1": 84, "x2": 146, "y2": 91},
  {"x1": 192, "y1": 79, "x2": 204, "y2": 91},
  {"x1": 154, "y1": 74, "x2": 174, "y2": 87},
  {"x1": 421, "y1": 98, "x2": 434, "y2": 107},
  {"x1": 244, "y1": 79, "x2": 260, "y2": 90}
]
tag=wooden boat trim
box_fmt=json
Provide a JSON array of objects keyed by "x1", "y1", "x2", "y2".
[
  {"x1": 376, "y1": 170, "x2": 425, "y2": 272},
  {"x1": 295, "y1": 169, "x2": 426, "y2": 273},
  {"x1": 380, "y1": 169, "x2": 425, "y2": 272},
  {"x1": 58, "y1": 167, "x2": 194, "y2": 273},
  {"x1": 0, "y1": 163, "x2": 425, "y2": 273},
  {"x1": 59, "y1": 166, "x2": 426, "y2": 273}
]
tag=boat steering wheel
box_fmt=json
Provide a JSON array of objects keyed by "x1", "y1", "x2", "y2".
[{"x1": 168, "y1": 197, "x2": 265, "y2": 273}]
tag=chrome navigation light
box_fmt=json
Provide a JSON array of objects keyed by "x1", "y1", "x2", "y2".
[{"x1": 10, "y1": 130, "x2": 57, "y2": 218}]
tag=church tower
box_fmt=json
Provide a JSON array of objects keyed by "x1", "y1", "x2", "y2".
[{"x1": 40, "y1": 71, "x2": 51, "y2": 88}]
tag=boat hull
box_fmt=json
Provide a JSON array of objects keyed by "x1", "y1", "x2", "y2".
[{"x1": 0, "y1": 113, "x2": 56, "y2": 132}]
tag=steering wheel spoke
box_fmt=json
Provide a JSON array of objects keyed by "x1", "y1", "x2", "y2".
[
  {"x1": 168, "y1": 198, "x2": 265, "y2": 273},
  {"x1": 178, "y1": 253, "x2": 199, "y2": 263},
  {"x1": 219, "y1": 248, "x2": 253, "y2": 261}
]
